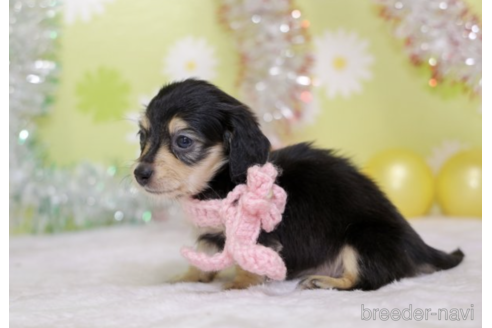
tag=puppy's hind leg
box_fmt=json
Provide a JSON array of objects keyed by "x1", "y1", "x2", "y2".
[{"x1": 299, "y1": 245, "x2": 359, "y2": 290}]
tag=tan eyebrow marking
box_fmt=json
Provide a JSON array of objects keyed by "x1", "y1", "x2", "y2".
[{"x1": 168, "y1": 116, "x2": 189, "y2": 134}]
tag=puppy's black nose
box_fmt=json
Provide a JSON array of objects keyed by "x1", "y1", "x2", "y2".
[{"x1": 134, "y1": 164, "x2": 153, "y2": 186}]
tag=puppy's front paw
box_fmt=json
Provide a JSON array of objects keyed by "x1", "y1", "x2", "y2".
[
  {"x1": 223, "y1": 280, "x2": 256, "y2": 290},
  {"x1": 168, "y1": 274, "x2": 199, "y2": 284},
  {"x1": 223, "y1": 267, "x2": 265, "y2": 290},
  {"x1": 168, "y1": 267, "x2": 216, "y2": 284}
]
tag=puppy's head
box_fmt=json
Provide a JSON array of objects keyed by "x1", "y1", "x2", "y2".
[{"x1": 132, "y1": 79, "x2": 271, "y2": 198}]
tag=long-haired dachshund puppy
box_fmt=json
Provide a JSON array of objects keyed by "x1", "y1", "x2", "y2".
[{"x1": 133, "y1": 79, "x2": 464, "y2": 291}]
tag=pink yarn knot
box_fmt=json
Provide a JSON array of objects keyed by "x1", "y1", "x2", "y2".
[{"x1": 180, "y1": 163, "x2": 288, "y2": 281}]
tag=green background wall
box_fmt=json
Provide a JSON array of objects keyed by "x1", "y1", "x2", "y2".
[{"x1": 38, "y1": 0, "x2": 482, "y2": 171}]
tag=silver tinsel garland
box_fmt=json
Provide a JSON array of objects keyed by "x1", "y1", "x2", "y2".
[
  {"x1": 9, "y1": 0, "x2": 153, "y2": 233},
  {"x1": 219, "y1": 0, "x2": 314, "y2": 146},
  {"x1": 375, "y1": 0, "x2": 482, "y2": 94}
]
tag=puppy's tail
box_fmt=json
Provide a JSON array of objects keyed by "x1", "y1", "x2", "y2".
[{"x1": 425, "y1": 247, "x2": 464, "y2": 271}]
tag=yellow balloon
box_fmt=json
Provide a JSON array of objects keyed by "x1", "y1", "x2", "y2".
[
  {"x1": 436, "y1": 149, "x2": 482, "y2": 218},
  {"x1": 363, "y1": 149, "x2": 434, "y2": 218}
]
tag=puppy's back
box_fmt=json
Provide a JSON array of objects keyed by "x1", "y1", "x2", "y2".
[{"x1": 267, "y1": 143, "x2": 463, "y2": 289}]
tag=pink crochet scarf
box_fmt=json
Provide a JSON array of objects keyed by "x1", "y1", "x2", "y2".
[{"x1": 180, "y1": 163, "x2": 288, "y2": 281}]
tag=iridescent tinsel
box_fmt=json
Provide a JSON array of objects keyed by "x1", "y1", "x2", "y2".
[
  {"x1": 375, "y1": 0, "x2": 482, "y2": 95},
  {"x1": 9, "y1": 0, "x2": 154, "y2": 233},
  {"x1": 219, "y1": 0, "x2": 314, "y2": 146}
]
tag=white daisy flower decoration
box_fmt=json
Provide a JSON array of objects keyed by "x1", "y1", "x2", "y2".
[
  {"x1": 164, "y1": 37, "x2": 218, "y2": 81},
  {"x1": 427, "y1": 140, "x2": 470, "y2": 174},
  {"x1": 63, "y1": 0, "x2": 114, "y2": 25},
  {"x1": 314, "y1": 29, "x2": 374, "y2": 99}
]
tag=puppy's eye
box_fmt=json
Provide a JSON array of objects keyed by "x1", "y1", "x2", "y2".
[{"x1": 176, "y1": 135, "x2": 193, "y2": 149}]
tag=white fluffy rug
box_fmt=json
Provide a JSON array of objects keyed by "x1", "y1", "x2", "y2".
[{"x1": 10, "y1": 217, "x2": 481, "y2": 328}]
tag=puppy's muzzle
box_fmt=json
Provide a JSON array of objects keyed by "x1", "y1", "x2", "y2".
[{"x1": 134, "y1": 163, "x2": 153, "y2": 186}]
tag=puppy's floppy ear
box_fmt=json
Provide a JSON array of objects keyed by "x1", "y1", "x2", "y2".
[{"x1": 224, "y1": 105, "x2": 271, "y2": 184}]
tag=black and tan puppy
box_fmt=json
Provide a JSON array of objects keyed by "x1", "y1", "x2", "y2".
[{"x1": 133, "y1": 79, "x2": 464, "y2": 291}]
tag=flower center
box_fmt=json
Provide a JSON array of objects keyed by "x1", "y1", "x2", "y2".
[
  {"x1": 332, "y1": 56, "x2": 347, "y2": 70},
  {"x1": 185, "y1": 61, "x2": 196, "y2": 71}
]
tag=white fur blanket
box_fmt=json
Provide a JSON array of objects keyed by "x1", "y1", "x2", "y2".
[{"x1": 10, "y1": 217, "x2": 481, "y2": 328}]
